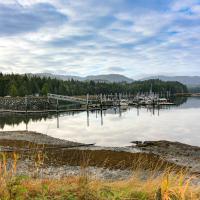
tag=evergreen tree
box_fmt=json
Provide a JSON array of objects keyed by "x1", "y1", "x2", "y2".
[
  {"x1": 0, "y1": 74, "x2": 188, "y2": 97},
  {"x1": 41, "y1": 83, "x2": 49, "y2": 95},
  {"x1": 9, "y1": 84, "x2": 18, "y2": 97}
]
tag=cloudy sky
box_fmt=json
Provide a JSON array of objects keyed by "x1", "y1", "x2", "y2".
[{"x1": 0, "y1": 0, "x2": 200, "y2": 79}]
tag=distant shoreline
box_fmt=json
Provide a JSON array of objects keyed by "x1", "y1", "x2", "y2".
[{"x1": 176, "y1": 93, "x2": 200, "y2": 96}]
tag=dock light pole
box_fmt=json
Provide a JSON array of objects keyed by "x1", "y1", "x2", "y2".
[
  {"x1": 96, "y1": 94, "x2": 98, "y2": 107},
  {"x1": 100, "y1": 93, "x2": 103, "y2": 109},
  {"x1": 86, "y1": 93, "x2": 89, "y2": 109},
  {"x1": 119, "y1": 93, "x2": 122, "y2": 104},
  {"x1": 47, "y1": 96, "x2": 50, "y2": 111},
  {"x1": 25, "y1": 96, "x2": 28, "y2": 113},
  {"x1": 104, "y1": 94, "x2": 106, "y2": 102},
  {"x1": 56, "y1": 99, "x2": 59, "y2": 112}
]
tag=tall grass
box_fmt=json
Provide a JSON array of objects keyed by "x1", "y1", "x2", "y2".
[{"x1": 0, "y1": 151, "x2": 199, "y2": 199}]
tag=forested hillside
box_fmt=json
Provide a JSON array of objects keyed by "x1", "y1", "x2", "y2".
[{"x1": 0, "y1": 73, "x2": 188, "y2": 97}]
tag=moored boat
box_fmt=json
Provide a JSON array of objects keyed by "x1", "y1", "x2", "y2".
[{"x1": 120, "y1": 99, "x2": 129, "y2": 108}]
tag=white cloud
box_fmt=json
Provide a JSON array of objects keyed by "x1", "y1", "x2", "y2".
[{"x1": 0, "y1": 0, "x2": 200, "y2": 77}]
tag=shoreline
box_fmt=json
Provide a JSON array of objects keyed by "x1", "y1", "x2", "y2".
[{"x1": 0, "y1": 131, "x2": 200, "y2": 180}]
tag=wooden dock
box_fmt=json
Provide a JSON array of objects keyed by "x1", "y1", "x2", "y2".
[{"x1": 0, "y1": 93, "x2": 175, "y2": 114}]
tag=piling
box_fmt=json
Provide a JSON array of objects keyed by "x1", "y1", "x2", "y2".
[
  {"x1": 56, "y1": 99, "x2": 59, "y2": 112},
  {"x1": 25, "y1": 96, "x2": 28, "y2": 113},
  {"x1": 100, "y1": 93, "x2": 103, "y2": 109},
  {"x1": 86, "y1": 93, "x2": 89, "y2": 109}
]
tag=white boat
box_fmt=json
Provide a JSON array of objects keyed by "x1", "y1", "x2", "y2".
[
  {"x1": 158, "y1": 98, "x2": 170, "y2": 105},
  {"x1": 128, "y1": 100, "x2": 137, "y2": 105},
  {"x1": 158, "y1": 98, "x2": 168, "y2": 103},
  {"x1": 120, "y1": 99, "x2": 129, "y2": 108}
]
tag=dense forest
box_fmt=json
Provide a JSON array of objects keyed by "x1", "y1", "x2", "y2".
[{"x1": 0, "y1": 73, "x2": 188, "y2": 97}]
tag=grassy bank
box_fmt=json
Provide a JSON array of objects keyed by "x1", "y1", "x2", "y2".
[
  {"x1": 0, "y1": 134, "x2": 200, "y2": 199},
  {"x1": 0, "y1": 150, "x2": 200, "y2": 200},
  {"x1": 0, "y1": 169, "x2": 200, "y2": 199}
]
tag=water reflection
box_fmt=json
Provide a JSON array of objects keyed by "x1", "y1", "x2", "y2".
[
  {"x1": 0, "y1": 97, "x2": 188, "y2": 130},
  {"x1": 0, "y1": 113, "x2": 50, "y2": 129},
  {"x1": 1, "y1": 97, "x2": 200, "y2": 147}
]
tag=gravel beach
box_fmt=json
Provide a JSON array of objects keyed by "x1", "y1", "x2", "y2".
[{"x1": 1, "y1": 131, "x2": 200, "y2": 180}]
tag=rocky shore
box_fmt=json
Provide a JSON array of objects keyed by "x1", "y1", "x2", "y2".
[{"x1": 131, "y1": 140, "x2": 200, "y2": 174}]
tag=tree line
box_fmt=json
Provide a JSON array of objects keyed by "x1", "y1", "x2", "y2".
[{"x1": 0, "y1": 73, "x2": 188, "y2": 97}]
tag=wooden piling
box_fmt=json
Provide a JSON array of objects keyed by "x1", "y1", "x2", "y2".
[
  {"x1": 86, "y1": 93, "x2": 89, "y2": 109},
  {"x1": 100, "y1": 93, "x2": 103, "y2": 108},
  {"x1": 25, "y1": 96, "x2": 28, "y2": 113},
  {"x1": 56, "y1": 99, "x2": 59, "y2": 112}
]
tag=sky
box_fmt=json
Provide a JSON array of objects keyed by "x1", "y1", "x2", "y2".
[{"x1": 0, "y1": 0, "x2": 200, "y2": 79}]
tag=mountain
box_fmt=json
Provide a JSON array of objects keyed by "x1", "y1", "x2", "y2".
[
  {"x1": 34, "y1": 73, "x2": 84, "y2": 81},
  {"x1": 29, "y1": 73, "x2": 200, "y2": 86},
  {"x1": 85, "y1": 74, "x2": 133, "y2": 83},
  {"x1": 33, "y1": 73, "x2": 134, "y2": 83},
  {"x1": 141, "y1": 76, "x2": 200, "y2": 87}
]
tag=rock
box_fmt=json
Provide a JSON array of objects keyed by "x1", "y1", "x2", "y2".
[{"x1": 131, "y1": 141, "x2": 143, "y2": 145}]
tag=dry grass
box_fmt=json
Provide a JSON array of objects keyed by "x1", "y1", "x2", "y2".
[
  {"x1": 0, "y1": 151, "x2": 199, "y2": 200},
  {"x1": 0, "y1": 170, "x2": 200, "y2": 199}
]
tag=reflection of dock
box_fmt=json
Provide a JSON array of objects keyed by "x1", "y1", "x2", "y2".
[
  {"x1": 0, "y1": 108, "x2": 107, "y2": 114},
  {"x1": 0, "y1": 103, "x2": 176, "y2": 131}
]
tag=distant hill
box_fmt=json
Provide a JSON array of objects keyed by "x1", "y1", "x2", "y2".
[
  {"x1": 141, "y1": 76, "x2": 200, "y2": 87},
  {"x1": 33, "y1": 73, "x2": 134, "y2": 83},
  {"x1": 85, "y1": 74, "x2": 133, "y2": 83},
  {"x1": 34, "y1": 73, "x2": 84, "y2": 81}
]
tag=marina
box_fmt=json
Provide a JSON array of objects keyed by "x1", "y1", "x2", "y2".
[
  {"x1": 0, "y1": 91, "x2": 175, "y2": 114},
  {"x1": 1, "y1": 96, "x2": 199, "y2": 147},
  {"x1": 48, "y1": 92, "x2": 174, "y2": 108}
]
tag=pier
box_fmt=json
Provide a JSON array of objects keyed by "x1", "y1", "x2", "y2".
[
  {"x1": 47, "y1": 93, "x2": 174, "y2": 109},
  {"x1": 0, "y1": 92, "x2": 175, "y2": 113}
]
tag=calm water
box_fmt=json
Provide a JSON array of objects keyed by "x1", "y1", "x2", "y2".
[{"x1": 1, "y1": 97, "x2": 200, "y2": 147}]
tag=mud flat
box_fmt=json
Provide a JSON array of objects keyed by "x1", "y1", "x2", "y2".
[
  {"x1": 0, "y1": 131, "x2": 199, "y2": 180},
  {"x1": 131, "y1": 140, "x2": 200, "y2": 174},
  {"x1": 0, "y1": 131, "x2": 81, "y2": 146}
]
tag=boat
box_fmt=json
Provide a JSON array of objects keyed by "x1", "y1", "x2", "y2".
[
  {"x1": 128, "y1": 100, "x2": 137, "y2": 106},
  {"x1": 120, "y1": 99, "x2": 129, "y2": 108},
  {"x1": 157, "y1": 98, "x2": 174, "y2": 105}
]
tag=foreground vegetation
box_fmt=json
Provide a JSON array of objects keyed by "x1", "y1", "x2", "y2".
[
  {"x1": 0, "y1": 135, "x2": 199, "y2": 199},
  {"x1": 0, "y1": 148, "x2": 200, "y2": 200},
  {"x1": 0, "y1": 73, "x2": 188, "y2": 97},
  {"x1": 0, "y1": 167, "x2": 200, "y2": 199}
]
